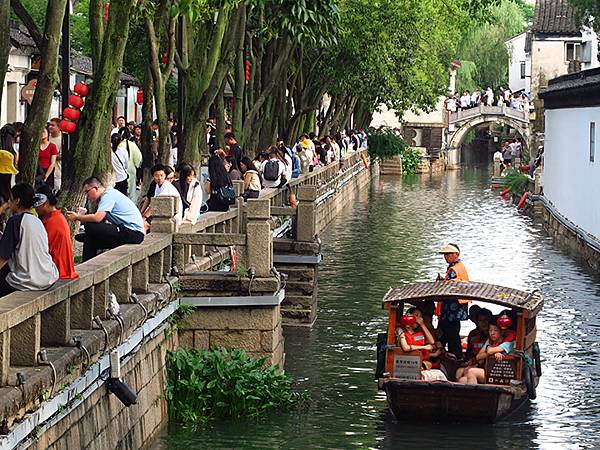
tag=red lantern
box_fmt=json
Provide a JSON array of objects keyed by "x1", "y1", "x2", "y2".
[
  {"x1": 69, "y1": 94, "x2": 84, "y2": 109},
  {"x1": 63, "y1": 107, "x2": 80, "y2": 121},
  {"x1": 74, "y1": 82, "x2": 89, "y2": 97},
  {"x1": 136, "y1": 89, "x2": 144, "y2": 105},
  {"x1": 59, "y1": 119, "x2": 77, "y2": 134},
  {"x1": 497, "y1": 314, "x2": 513, "y2": 329},
  {"x1": 245, "y1": 60, "x2": 251, "y2": 82},
  {"x1": 400, "y1": 315, "x2": 416, "y2": 326}
]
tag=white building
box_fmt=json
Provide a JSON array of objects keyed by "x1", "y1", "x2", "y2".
[
  {"x1": 539, "y1": 68, "x2": 600, "y2": 240},
  {"x1": 506, "y1": 32, "x2": 529, "y2": 94}
]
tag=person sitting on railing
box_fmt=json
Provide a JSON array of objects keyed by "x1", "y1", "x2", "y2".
[
  {"x1": 140, "y1": 164, "x2": 183, "y2": 231},
  {"x1": 67, "y1": 177, "x2": 145, "y2": 262},
  {"x1": 224, "y1": 156, "x2": 243, "y2": 181},
  {"x1": 277, "y1": 146, "x2": 293, "y2": 182},
  {"x1": 277, "y1": 137, "x2": 300, "y2": 179},
  {"x1": 239, "y1": 157, "x2": 261, "y2": 200},
  {"x1": 34, "y1": 186, "x2": 78, "y2": 279},
  {"x1": 205, "y1": 155, "x2": 234, "y2": 212},
  {"x1": 260, "y1": 146, "x2": 287, "y2": 189},
  {"x1": 295, "y1": 139, "x2": 312, "y2": 174},
  {"x1": 0, "y1": 183, "x2": 59, "y2": 296}
]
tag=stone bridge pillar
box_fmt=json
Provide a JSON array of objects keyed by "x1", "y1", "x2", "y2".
[{"x1": 274, "y1": 185, "x2": 322, "y2": 327}]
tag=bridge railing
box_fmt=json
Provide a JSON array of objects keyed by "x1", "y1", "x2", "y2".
[{"x1": 449, "y1": 105, "x2": 529, "y2": 124}]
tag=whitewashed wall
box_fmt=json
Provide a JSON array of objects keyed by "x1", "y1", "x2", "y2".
[
  {"x1": 544, "y1": 106, "x2": 600, "y2": 240},
  {"x1": 506, "y1": 32, "x2": 528, "y2": 94}
]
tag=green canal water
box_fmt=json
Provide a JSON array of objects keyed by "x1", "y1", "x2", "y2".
[{"x1": 152, "y1": 167, "x2": 600, "y2": 449}]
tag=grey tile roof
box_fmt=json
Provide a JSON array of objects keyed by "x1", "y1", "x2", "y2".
[
  {"x1": 532, "y1": 0, "x2": 581, "y2": 35},
  {"x1": 540, "y1": 67, "x2": 600, "y2": 95},
  {"x1": 10, "y1": 23, "x2": 36, "y2": 50}
]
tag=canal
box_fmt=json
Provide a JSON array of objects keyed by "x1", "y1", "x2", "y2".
[{"x1": 153, "y1": 166, "x2": 600, "y2": 449}]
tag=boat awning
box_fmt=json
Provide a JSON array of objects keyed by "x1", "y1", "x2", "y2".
[{"x1": 382, "y1": 281, "x2": 543, "y2": 315}]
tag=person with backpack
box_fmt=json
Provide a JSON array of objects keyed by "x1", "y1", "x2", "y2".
[
  {"x1": 278, "y1": 137, "x2": 300, "y2": 178},
  {"x1": 260, "y1": 146, "x2": 286, "y2": 188},
  {"x1": 204, "y1": 155, "x2": 235, "y2": 212}
]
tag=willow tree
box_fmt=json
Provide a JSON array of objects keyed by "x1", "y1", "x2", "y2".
[
  {"x1": 11, "y1": 0, "x2": 68, "y2": 184},
  {"x1": 60, "y1": 0, "x2": 137, "y2": 208}
]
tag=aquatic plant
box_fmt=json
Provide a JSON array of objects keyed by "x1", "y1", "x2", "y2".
[
  {"x1": 401, "y1": 149, "x2": 422, "y2": 175},
  {"x1": 503, "y1": 168, "x2": 529, "y2": 196},
  {"x1": 165, "y1": 348, "x2": 309, "y2": 423}
]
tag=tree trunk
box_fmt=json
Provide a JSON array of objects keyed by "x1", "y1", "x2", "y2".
[
  {"x1": 0, "y1": 0, "x2": 10, "y2": 103},
  {"x1": 13, "y1": 0, "x2": 67, "y2": 184},
  {"x1": 232, "y1": 7, "x2": 246, "y2": 134},
  {"x1": 60, "y1": 0, "x2": 137, "y2": 210},
  {"x1": 216, "y1": 80, "x2": 226, "y2": 150},
  {"x1": 141, "y1": 67, "x2": 155, "y2": 170}
]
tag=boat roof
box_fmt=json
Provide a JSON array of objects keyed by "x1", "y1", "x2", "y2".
[{"x1": 383, "y1": 281, "x2": 543, "y2": 314}]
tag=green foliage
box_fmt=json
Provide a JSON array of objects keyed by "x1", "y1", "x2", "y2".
[
  {"x1": 401, "y1": 149, "x2": 422, "y2": 176},
  {"x1": 503, "y1": 168, "x2": 529, "y2": 195},
  {"x1": 456, "y1": 0, "x2": 529, "y2": 93},
  {"x1": 463, "y1": 129, "x2": 476, "y2": 145},
  {"x1": 165, "y1": 348, "x2": 309, "y2": 423},
  {"x1": 568, "y1": 0, "x2": 597, "y2": 30},
  {"x1": 367, "y1": 127, "x2": 406, "y2": 160},
  {"x1": 167, "y1": 302, "x2": 195, "y2": 337}
]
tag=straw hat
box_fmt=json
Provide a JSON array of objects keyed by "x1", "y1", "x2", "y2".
[
  {"x1": 0, "y1": 150, "x2": 18, "y2": 175},
  {"x1": 439, "y1": 244, "x2": 460, "y2": 254}
]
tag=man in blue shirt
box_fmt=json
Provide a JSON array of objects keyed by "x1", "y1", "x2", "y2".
[{"x1": 67, "y1": 177, "x2": 145, "y2": 261}]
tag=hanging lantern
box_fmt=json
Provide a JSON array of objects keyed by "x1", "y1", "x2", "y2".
[
  {"x1": 497, "y1": 314, "x2": 513, "y2": 329},
  {"x1": 245, "y1": 60, "x2": 251, "y2": 82},
  {"x1": 69, "y1": 94, "x2": 84, "y2": 109},
  {"x1": 136, "y1": 89, "x2": 144, "y2": 105},
  {"x1": 74, "y1": 82, "x2": 89, "y2": 97},
  {"x1": 400, "y1": 315, "x2": 416, "y2": 326},
  {"x1": 59, "y1": 119, "x2": 77, "y2": 134},
  {"x1": 63, "y1": 107, "x2": 81, "y2": 121}
]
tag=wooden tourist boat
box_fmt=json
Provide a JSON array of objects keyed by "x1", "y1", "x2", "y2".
[{"x1": 376, "y1": 281, "x2": 543, "y2": 423}]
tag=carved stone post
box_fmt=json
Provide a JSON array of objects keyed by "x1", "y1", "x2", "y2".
[
  {"x1": 245, "y1": 199, "x2": 272, "y2": 277},
  {"x1": 150, "y1": 196, "x2": 178, "y2": 233},
  {"x1": 296, "y1": 185, "x2": 317, "y2": 242}
]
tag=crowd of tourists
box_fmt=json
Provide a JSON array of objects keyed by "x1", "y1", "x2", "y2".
[
  {"x1": 444, "y1": 87, "x2": 530, "y2": 113},
  {"x1": 0, "y1": 116, "x2": 367, "y2": 298}
]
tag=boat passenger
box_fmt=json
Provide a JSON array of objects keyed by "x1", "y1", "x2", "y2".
[
  {"x1": 436, "y1": 243, "x2": 469, "y2": 358},
  {"x1": 455, "y1": 306, "x2": 492, "y2": 381},
  {"x1": 397, "y1": 307, "x2": 436, "y2": 364},
  {"x1": 457, "y1": 321, "x2": 515, "y2": 385}
]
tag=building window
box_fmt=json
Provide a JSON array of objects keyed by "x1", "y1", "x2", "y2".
[
  {"x1": 520, "y1": 62, "x2": 526, "y2": 79},
  {"x1": 565, "y1": 42, "x2": 582, "y2": 62},
  {"x1": 590, "y1": 122, "x2": 596, "y2": 163}
]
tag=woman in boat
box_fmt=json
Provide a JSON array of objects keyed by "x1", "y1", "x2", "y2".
[
  {"x1": 396, "y1": 307, "x2": 437, "y2": 363},
  {"x1": 457, "y1": 320, "x2": 515, "y2": 385},
  {"x1": 455, "y1": 306, "x2": 492, "y2": 381}
]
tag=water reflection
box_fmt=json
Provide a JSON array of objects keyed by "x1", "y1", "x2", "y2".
[{"x1": 153, "y1": 166, "x2": 600, "y2": 449}]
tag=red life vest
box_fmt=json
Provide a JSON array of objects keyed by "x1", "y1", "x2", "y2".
[
  {"x1": 404, "y1": 329, "x2": 430, "y2": 361},
  {"x1": 468, "y1": 330, "x2": 487, "y2": 354},
  {"x1": 502, "y1": 329, "x2": 516, "y2": 343}
]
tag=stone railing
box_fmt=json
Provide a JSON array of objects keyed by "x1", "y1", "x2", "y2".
[
  {"x1": 0, "y1": 225, "x2": 176, "y2": 427},
  {"x1": 449, "y1": 105, "x2": 529, "y2": 124}
]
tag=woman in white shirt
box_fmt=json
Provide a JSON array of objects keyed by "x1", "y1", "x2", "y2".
[
  {"x1": 111, "y1": 133, "x2": 129, "y2": 195},
  {"x1": 180, "y1": 166, "x2": 205, "y2": 224}
]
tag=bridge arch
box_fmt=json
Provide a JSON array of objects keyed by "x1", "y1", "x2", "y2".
[{"x1": 448, "y1": 115, "x2": 530, "y2": 150}]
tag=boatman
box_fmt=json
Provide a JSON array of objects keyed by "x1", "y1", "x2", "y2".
[{"x1": 437, "y1": 243, "x2": 469, "y2": 359}]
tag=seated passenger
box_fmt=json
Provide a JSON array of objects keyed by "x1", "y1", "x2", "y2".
[
  {"x1": 455, "y1": 306, "x2": 491, "y2": 380},
  {"x1": 457, "y1": 321, "x2": 515, "y2": 385},
  {"x1": 397, "y1": 307, "x2": 436, "y2": 363}
]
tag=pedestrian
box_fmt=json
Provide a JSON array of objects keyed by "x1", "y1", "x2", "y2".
[
  {"x1": 67, "y1": 177, "x2": 145, "y2": 261},
  {"x1": 0, "y1": 183, "x2": 59, "y2": 296},
  {"x1": 111, "y1": 132, "x2": 129, "y2": 195},
  {"x1": 0, "y1": 150, "x2": 18, "y2": 217},
  {"x1": 180, "y1": 165, "x2": 206, "y2": 224},
  {"x1": 436, "y1": 243, "x2": 469, "y2": 359},
  {"x1": 48, "y1": 118, "x2": 62, "y2": 190},
  {"x1": 224, "y1": 155, "x2": 243, "y2": 181},
  {"x1": 239, "y1": 156, "x2": 261, "y2": 200},
  {"x1": 205, "y1": 155, "x2": 234, "y2": 212},
  {"x1": 38, "y1": 125, "x2": 59, "y2": 189},
  {"x1": 224, "y1": 132, "x2": 244, "y2": 166},
  {"x1": 260, "y1": 146, "x2": 286, "y2": 188},
  {"x1": 111, "y1": 116, "x2": 126, "y2": 135},
  {"x1": 117, "y1": 128, "x2": 142, "y2": 202},
  {"x1": 502, "y1": 141, "x2": 513, "y2": 168}
]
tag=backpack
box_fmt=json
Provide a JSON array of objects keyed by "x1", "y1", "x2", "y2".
[
  {"x1": 217, "y1": 185, "x2": 236, "y2": 205},
  {"x1": 291, "y1": 154, "x2": 301, "y2": 178},
  {"x1": 263, "y1": 160, "x2": 280, "y2": 181}
]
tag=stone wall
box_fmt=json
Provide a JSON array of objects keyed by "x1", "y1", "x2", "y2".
[
  {"x1": 180, "y1": 305, "x2": 284, "y2": 368},
  {"x1": 540, "y1": 205, "x2": 600, "y2": 273},
  {"x1": 25, "y1": 326, "x2": 177, "y2": 450}
]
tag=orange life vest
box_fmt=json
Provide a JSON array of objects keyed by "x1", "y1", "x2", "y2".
[
  {"x1": 404, "y1": 329, "x2": 430, "y2": 361},
  {"x1": 436, "y1": 260, "x2": 470, "y2": 316}
]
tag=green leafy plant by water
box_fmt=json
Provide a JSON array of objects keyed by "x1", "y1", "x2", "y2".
[
  {"x1": 166, "y1": 348, "x2": 309, "y2": 423},
  {"x1": 402, "y1": 149, "x2": 422, "y2": 175},
  {"x1": 503, "y1": 168, "x2": 529, "y2": 196},
  {"x1": 367, "y1": 126, "x2": 407, "y2": 160}
]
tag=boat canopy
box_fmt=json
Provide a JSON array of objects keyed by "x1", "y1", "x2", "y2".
[{"x1": 383, "y1": 281, "x2": 543, "y2": 315}]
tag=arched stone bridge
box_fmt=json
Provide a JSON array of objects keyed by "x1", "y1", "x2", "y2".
[{"x1": 448, "y1": 105, "x2": 530, "y2": 149}]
